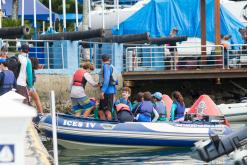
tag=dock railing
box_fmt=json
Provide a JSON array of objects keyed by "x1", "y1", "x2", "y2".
[
  {"x1": 124, "y1": 45, "x2": 225, "y2": 72},
  {"x1": 227, "y1": 44, "x2": 247, "y2": 69},
  {"x1": 2, "y1": 39, "x2": 65, "y2": 69},
  {"x1": 2, "y1": 39, "x2": 247, "y2": 73}
]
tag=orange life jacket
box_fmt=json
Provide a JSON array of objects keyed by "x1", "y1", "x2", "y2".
[
  {"x1": 72, "y1": 69, "x2": 86, "y2": 86},
  {"x1": 116, "y1": 103, "x2": 131, "y2": 112}
]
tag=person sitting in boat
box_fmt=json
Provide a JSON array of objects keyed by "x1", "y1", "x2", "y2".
[
  {"x1": 69, "y1": 62, "x2": 98, "y2": 117},
  {"x1": 170, "y1": 91, "x2": 186, "y2": 121},
  {"x1": 114, "y1": 87, "x2": 134, "y2": 122},
  {"x1": 0, "y1": 58, "x2": 16, "y2": 95},
  {"x1": 135, "y1": 91, "x2": 159, "y2": 122},
  {"x1": 115, "y1": 103, "x2": 134, "y2": 122},
  {"x1": 132, "y1": 92, "x2": 144, "y2": 116},
  {"x1": 114, "y1": 87, "x2": 132, "y2": 110},
  {"x1": 152, "y1": 92, "x2": 167, "y2": 121}
]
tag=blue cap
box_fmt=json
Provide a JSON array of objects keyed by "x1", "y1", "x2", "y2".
[
  {"x1": 0, "y1": 58, "x2": 6, "y2": 63},
  {"x1": 152, "y1": 92, "x2": 163, "y2": 100}
]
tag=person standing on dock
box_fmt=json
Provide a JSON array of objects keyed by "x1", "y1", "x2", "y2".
[
  {"x1": 0, "y1": 46, "x2": 9, "y2": 58},
  {"x1": 29, "y1": 57, "x2": 43, "y2": 114},
  {"x1": 98, "y1": 54, "x2": 117, "y2": 121},
  {"x1": 16, "y1": 44, "x2": 33, "y2": 105},
  {"x1": 0, "y1": 58, "x2": 16, "y2": 95},
  {"x1": 168, "y1": 28, "x2": 179, "y2": 70},
  {"x1": 70, "y1": 62, "x2": 98, "y2": 117},
  {"x1": 221, "y1": 34, "x2": 232, "y2": 67}
]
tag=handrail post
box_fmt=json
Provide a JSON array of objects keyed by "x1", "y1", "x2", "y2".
[
  {"x1": 50, "y1": 91, "x2": 59, "y2": 165},
  {"x1": 61, "y1": 42, "x2": 64, "y2": 69},
  {"x1": 46, "y1": 42, "x2": 50, "y2": 69},
  {"x1": 227, "y1": 49, "x2": 229, "y2": 69}
]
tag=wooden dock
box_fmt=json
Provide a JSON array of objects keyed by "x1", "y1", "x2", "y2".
[{"x1": 123, "y1": 68, "x2": 247, "y2": 81}]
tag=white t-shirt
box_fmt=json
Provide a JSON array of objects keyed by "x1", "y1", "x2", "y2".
[{"x1": 17, "y1": 54, "x2": 28, "y2": 87}]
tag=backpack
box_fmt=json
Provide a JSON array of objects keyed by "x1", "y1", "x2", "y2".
[
  {"x1": 109, "y1": 65, "x2": 119, "y2": 86},
  {"x1": 7, "y1": 56, "x2": 21, "y2": 79},
  {"x1": 0, "y1": 72, "x2": 4, "y2": 86}
]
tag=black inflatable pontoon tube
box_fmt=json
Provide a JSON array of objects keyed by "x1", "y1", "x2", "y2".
[
  {"x1": 111, "y1": 32, "x2": 150, "y2": 43},
  {"x1": 82, "y1": 32, "x2": 150, "y2": 44},
  {"x1": 0, "y1": 26, "x2": 30, "y2": 38},
  {"x1": 150, "y1": 36, "x2": 188, "y2": 45},
  {"x1": 38, "y1": 29, "x2": 105, "y2": 41}
]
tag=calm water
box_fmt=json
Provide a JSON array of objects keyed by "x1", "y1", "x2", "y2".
[{"x1": 45, "y1": 123, "x2": 244, "y2": 165}]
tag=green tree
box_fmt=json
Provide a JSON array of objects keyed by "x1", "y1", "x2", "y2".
[
  {"x1": 12, "y1": 0, "x2": 19, "y2": 20},
  {"x1": 40, "y1": 0, "x2": 83, "y2": 14}
]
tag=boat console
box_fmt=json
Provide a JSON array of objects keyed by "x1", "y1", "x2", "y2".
[{"x1": 184, "y1": 113, "x2": 227, "y2": 125}]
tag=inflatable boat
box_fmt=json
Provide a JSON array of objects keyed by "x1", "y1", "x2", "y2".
[
  {"x1": 38, "y1": 113, "x2": 231, "y2": 149},
  {"x1": 218, "y1": 102, "x2": 247, "y2": 122}
]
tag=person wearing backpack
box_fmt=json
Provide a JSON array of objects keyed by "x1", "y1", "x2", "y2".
[
  {"x1": 98, "y1": 54, "x2": 117, "y2": 121},
  {"x1": 16, "y1": 44, "x2": 33, "y2": 104},
  {"x1": 0, "y1": 58, "x2": 16, "y2": 95}
]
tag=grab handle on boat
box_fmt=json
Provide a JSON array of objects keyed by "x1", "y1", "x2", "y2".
[{"x1": 50, "y1": 91, "x2": 59, "y2": 165}]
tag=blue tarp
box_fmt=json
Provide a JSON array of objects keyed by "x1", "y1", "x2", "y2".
[
  {"x1": 112, "y1": 0, "x2": 245, "y2": 44},
  {"x1": 2, "y1": 0, "x2": 59, "y2": 21}
]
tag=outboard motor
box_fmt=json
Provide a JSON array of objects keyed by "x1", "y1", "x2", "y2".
[{"x1": 192, "y1": 126, "x2": 247, "y2": 163}]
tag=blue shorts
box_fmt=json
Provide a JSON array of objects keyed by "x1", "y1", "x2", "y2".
[
  {"x1": 137, "y1": 114, "x2": 151, "y2": 122},
  {"x1": 71, "y1": 96, "x2": 95, "y2": 114}
]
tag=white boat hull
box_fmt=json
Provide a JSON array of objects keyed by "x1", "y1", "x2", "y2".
[{"x1": 218, "y1": 103, "x2": 247, "y2": 122}]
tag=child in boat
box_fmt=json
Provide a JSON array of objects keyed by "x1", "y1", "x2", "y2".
[
  {"x1": 114, "y1": 87, "x2": 132, "y2": 110},
  {"x1": 170, "y1": 91, "x2": 186, "y2": 121},
  {"x1": 152, "y1": 92, "x2": 166, "y2": 121},
  {"x1": 132, "y1": 92, "x2": 144, "y2": 116},
  {"x1": 135, "y1": 91, "x2": 159, "y2": 122},
  {"x1": 114, "y1": 87, "x2": 134, "y2": 122}
]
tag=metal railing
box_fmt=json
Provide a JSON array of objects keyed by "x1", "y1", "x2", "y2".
[
  {"x1": 79, "y1": 41, "x2": 114, "y2": 69},
  {"x1": 2, "y1": 39, "x2": 65, "y2": 69},
  {"x1": 227, "y1": 44, "x2": 247, "y2": 69},
  {"x1": 2, "y1": 39, "x2": 247, "y2": 73},
  {"x1": 124, "y1": 45, "x2": 225, "y2": 71}
]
